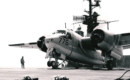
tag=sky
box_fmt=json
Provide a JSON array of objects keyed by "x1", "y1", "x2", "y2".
[{"x1": 0, "y1": 0, "x2": 130, "y2": 68}]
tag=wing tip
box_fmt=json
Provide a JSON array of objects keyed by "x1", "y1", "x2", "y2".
[{"x1": 8, "y1": 43, "x2": 24, "y2": 46}]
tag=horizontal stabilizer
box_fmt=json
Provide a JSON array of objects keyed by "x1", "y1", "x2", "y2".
[
  {"x1": 122, "y1": 44, "x2": 130, "y2": 49},
  {"x1": 119, "y1": 33, "x2": 130, "y2": 49}
]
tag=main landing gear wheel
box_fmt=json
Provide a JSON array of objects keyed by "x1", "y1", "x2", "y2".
[
  {"x1": 52, "y1": 61, "x2": 59, "y2": 69},
  {"x1": 106, "y1": 60, "x2": 113, "y2": 70},
  {"x1": 47, "y1": 61, "x2": 54, "y2": 67},
  {"x1": 47, "y1": 61, "x2": 59, "y2": 69}
]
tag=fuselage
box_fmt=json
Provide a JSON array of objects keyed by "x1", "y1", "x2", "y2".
[{"x1": 45, "y1": 30, "x2": 105, "y2": 65}]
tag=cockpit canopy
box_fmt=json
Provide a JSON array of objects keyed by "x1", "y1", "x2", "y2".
[{"x1": 53, "y1": 30, "x2": 66, "y2": 34}]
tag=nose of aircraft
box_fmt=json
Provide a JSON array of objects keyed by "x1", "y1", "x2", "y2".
[{"x1": 37, "y1": 36, "x2": 47, "y2": 52}]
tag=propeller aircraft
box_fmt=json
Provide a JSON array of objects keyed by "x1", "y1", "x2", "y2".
[{"x1": 9, "y1": 0, "x2": 130, "y2": 70}]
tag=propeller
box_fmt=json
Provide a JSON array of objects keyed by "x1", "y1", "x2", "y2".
[
  {"x1": 37, "y1": 36, "x2": 47, "y2": 52},
  {"x1": 91, "y1": 29, "x2": 105, "y2": 44}
]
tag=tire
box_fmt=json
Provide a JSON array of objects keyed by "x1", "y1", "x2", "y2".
[
  {"x1": 52, "y1": 61, "x2": 59, "y2": 69},
  {"x1": 106, "y1": 60, "x2": 113, "y2": 70},
  {"x1": 47, "y1": 61, "x2": 52, "y2": 67}
]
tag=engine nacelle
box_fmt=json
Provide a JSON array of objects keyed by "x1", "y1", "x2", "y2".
[
  {"x1": 37, "y1": 36, "x2": 47, "y2": 52},
  {"x1": 91, "y1": 29, "x2": 115, "y2": 52},
  {"x1": 91, "y1": 29, "x2": 123, "y2": 60}
]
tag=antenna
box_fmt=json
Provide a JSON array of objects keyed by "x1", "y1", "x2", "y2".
[
  {"x1": 100, "y1": 20, "x2": 119, "y2": 30},
  {"x1": 65, "y1": 23, "x2": 67, "y2": 28}
]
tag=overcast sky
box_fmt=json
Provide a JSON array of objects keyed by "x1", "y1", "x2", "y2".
[{"x1": 0, "y1": 0, "x2": 130, "y2": 68}]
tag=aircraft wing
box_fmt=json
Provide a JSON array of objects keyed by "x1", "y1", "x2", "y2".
[
  {"x1": 119, "y1": 33, "x2": 130, "y2": 49},
  {"x1": 9, "y1": 42, "x2": 38, "y2": 49}
]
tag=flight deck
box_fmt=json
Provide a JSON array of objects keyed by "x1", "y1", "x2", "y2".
[{"x1": 0, "y1": 68, "x2": 130, "y2": 80}]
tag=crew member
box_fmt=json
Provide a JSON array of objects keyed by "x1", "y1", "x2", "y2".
[
  {"x1": 21, "y1": 56, "x2": 25, "y2": 69},
  {"x1": 75, "y1": 26, "x2": 84, "y2": 37}
]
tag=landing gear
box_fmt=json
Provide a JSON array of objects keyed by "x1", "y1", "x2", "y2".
[
  {"x1": 47, "y1": 61, "x2": 53, "y2": 67},
  {"x1": 47, "y1": 61, "x2": 59, "y2": 69},
  {"x1": 75, "y1": 63, "x2": 80, "y2": 69},
  {"x1": 47, "y1": 59, "x2": 66, "y2": 69},
  {"x1": 102, "y1": 51, "x2": 114, "y2": 70},
  {"x1": 52, "y1": 61, "x2": 59, "y2": 69},
  {"x1": 106, "y1": 60, "x2": 113, "y2": 70},
  {"x1": 47, "y1": 58, "x2": 59, "y2": 69}
]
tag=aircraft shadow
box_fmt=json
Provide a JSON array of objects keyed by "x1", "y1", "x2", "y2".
[{"x1": 47, "y1": 67, "x2": 126, "y2": 71}]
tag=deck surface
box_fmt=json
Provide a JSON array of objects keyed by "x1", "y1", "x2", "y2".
[{"x1": 0, "y1": 68, "x2": 129, "y2": 80}]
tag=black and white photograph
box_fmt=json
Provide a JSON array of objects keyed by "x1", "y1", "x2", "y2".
[{"x1": 0, "y1": 0, "x2": 130, "y2": 80}]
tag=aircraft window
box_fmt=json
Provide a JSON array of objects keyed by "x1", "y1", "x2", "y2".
[
  {"x1": 75, "y1": 30, "x2": 84, "y2": 37},
  {"x1": 55, "y1": 30, "x2": 66, "y2": 34},
  {"x1": 66, "y1": 32, "x2": 72, "y2": 39}
]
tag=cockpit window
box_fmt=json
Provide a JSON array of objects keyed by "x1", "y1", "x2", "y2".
[
  {"x1": 57, "y1": 30, "x2": 66, "y2": 34},
  {"x1": 53, "y1": 30, "x2": 66, "y2": 34},
  {"x1": 66, "y1": 32, "x2": 72, "y2": 39}
]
